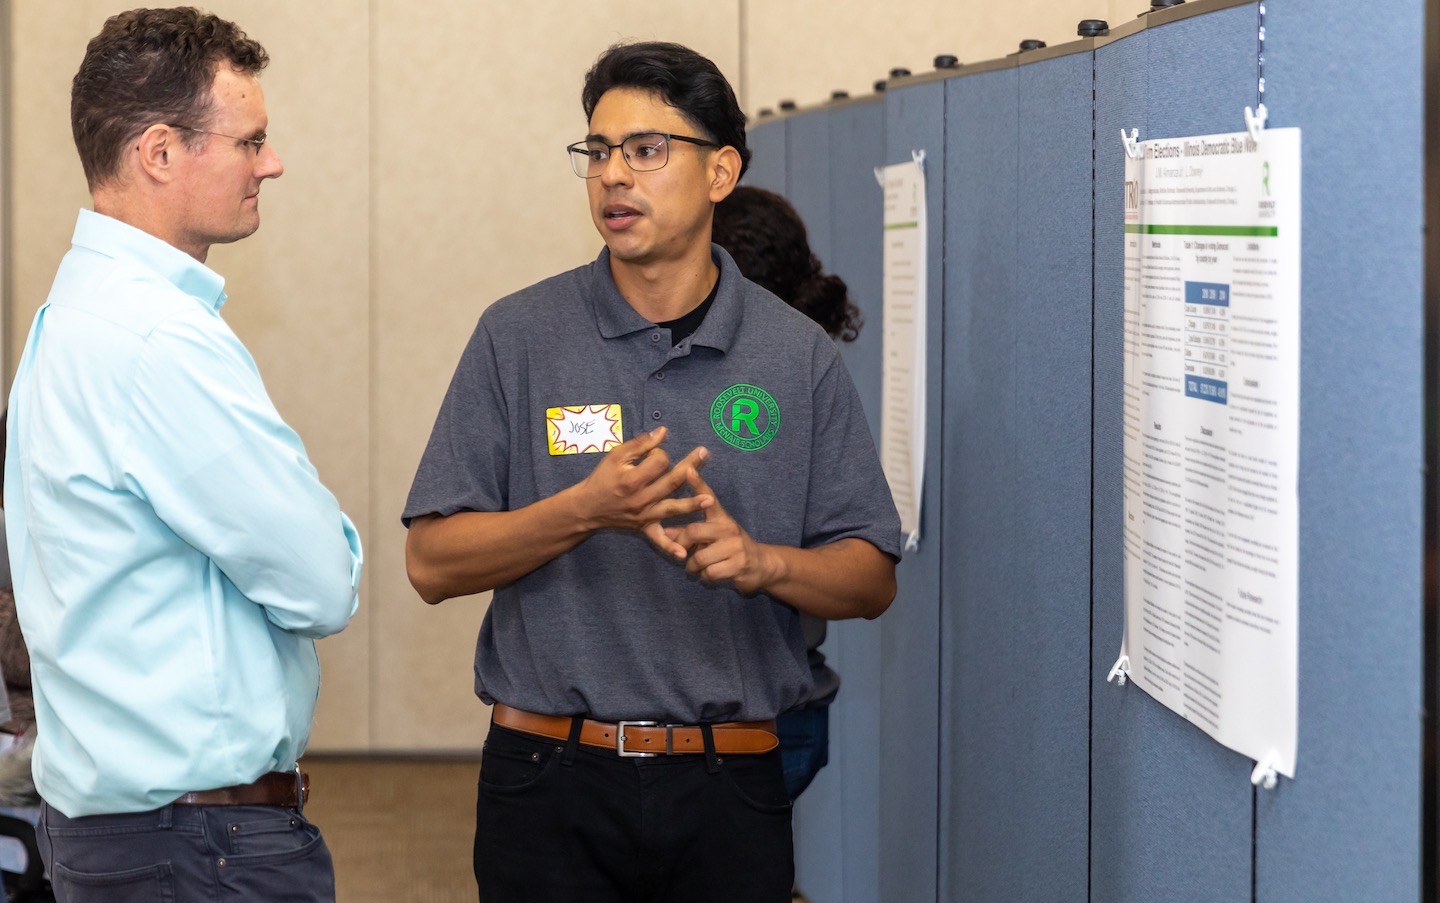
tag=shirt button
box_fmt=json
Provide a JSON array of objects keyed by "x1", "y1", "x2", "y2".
[
  {"x1": 655, "y1": 371, "x2": 666, "y2": 380},
  {"x1": 652, "y1": 411, "x2": 661, "y2": 420},
  {"x1": 651, "y1": 333, "x2": 661, "y2": 343}
]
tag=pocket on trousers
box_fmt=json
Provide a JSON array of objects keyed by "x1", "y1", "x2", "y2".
[
  {"x1": 478, "y1": 733, "x2": 562, "y2": 795},
  {"x1": 51, "y1": 860, "x2": 174, "y2": 903},
  {"x1": 214, "y1": 806, "x2": 319, "y2": 858},
  {"x1": 722, "y1": 753, "x2": 793, "y2": 815},
  {"x1": 213, "y1": 819, "x2": 335, "y2": 902}
]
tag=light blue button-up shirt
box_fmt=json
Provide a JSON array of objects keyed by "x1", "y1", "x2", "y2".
[{"x1": 4, "y1": 210, "x2": 362, "y2": 817}]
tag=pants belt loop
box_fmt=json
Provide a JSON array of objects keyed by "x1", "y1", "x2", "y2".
[
  {"x1": 700, "y1": 723, "x2": 720, "y2": 774},
  {"x1": 561, "y1": 715, "x2": 585, "y2": 767}
]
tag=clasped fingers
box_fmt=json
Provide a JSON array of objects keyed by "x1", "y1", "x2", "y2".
[
  {"x1": 580, "y1": 435, "x2": 709, "y2": 531},
  {"x1": 662, "y1": 522, "x2": 766, "y2": 593}
]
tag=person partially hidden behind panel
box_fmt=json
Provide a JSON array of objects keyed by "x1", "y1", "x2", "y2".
[
  {"x1": 405, "y1": 41, "x2": 900, "y2": 903},
  {"x1": 5, "y1": 9, "x2": 362, "y2": 901},
  {"x1": 712, "y1": 186, "x2": 865, "y2": 801}
]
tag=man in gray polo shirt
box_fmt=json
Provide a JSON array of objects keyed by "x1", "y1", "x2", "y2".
[{"x1": 405, "y1": 41, "x2": 900, "y2": 903}]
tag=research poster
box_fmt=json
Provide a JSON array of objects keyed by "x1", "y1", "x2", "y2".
[
  {"x1": 878, "y1": 158, "x2": 927, "y2": 551},
  {"x1": 1119, "y1": 128, "x2": 1300, "y2": 778}
]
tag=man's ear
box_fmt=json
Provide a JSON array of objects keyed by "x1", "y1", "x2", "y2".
[
  {"x1": 707, "y1": 145, "x2": 742, "y2": 203},
  {"x1": 134, "y1": 124, "x2": 180, "y2": 184}
]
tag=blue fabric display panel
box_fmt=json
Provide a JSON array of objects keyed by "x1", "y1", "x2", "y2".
[
  {"x1": 1257, "y1": 0, "x2": 1424, "y2": 898},
  {"x1": 1011, "y1": 48, "x2": 1094, "y2": 896},
  {"x1": 829, "y1": 101, "x2": 886, "y2": 441},
  {"x1": 787, "y1": 113, "x2": 833, "y2": 262},
  {"x1": 785, "y1": 104, "x2": 884, "y2": 903},
  {"x1": 941, "y1": 55, "x2": 1093, "y2": 899},
  {"x1": 745, "y1": 117, "x2": 787, "y2": 194},
  {"x1": 808, "y1": 106, "x2": 881, "y2": 903},
  {"x1": 748, "y1": 1, "x2": 1427, "y2": 897},
  {"x1": 1090, "y1": 8, "x2": 1260, "y2": 901},
  {"x1": 879, "y1": 80, "x2": 945, "y2": 903}
]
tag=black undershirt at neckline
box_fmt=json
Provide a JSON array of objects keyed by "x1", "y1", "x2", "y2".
[{"x1": 654, "y1": 274, "x2": 720, "y2": 347}]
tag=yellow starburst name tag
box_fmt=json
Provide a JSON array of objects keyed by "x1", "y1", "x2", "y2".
[{"x1": 546, "y1": 404, "x2": 624, "y2": 455}]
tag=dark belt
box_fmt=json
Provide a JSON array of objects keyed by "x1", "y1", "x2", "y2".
[
  {"x1": 493, "y1": 703, "x2": 778, "y2": 757},
  {"x1": 173, "y1": 769, "x2": 308, "y2": 811}
]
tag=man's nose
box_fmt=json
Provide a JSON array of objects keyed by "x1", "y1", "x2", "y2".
[
  {"x1": 257, "y1": 142, "x2": 284, "y2": 179},
  {"x1": 598, "y1": 148, "x2": 632, "y2": 186}
]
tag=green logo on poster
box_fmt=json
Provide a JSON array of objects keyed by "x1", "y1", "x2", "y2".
[{"x1": 710, "y1": 384, "x2": 780, "y2": 451}]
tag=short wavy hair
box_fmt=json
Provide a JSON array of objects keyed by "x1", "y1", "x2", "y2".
[
  {"x1": 581, "y1": 41, "x2": 750, "y2": 179},
  {"x1": 71, "y1": 7, "x2": 268, "y2": 189}
]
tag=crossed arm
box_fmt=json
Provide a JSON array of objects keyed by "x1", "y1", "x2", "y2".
[{"x1": 405, "y1": 427, "x2": 896, "y2": 619}]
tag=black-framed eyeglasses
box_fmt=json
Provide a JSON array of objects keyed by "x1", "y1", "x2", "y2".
[
  {"x1": 566, "y1": 132, "x2": 716, "y2": 179},
  {"x1": 171, "y1": 124, "x2": 267, "y2": 153}
]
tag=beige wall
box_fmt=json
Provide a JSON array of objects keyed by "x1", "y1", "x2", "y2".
[
  {"x1": 2, "y1": 0, "x2": 1134, "y2": 752},
  {"x1": 742, "y1": 0, "x2": 1141, "y2": 112}
]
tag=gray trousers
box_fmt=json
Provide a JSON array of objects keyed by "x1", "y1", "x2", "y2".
[{"x1": 38, "y1": 801, "x2": 335, "y2": 902}]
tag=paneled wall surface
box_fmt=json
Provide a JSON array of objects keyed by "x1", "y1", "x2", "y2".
[
  {"x1": 941, "y1": 49, "x2": 1094, "y2": 899},
  {"x1": 752, "y1": 0, "x2": 1429, "y2": 899},
  {"x1": 878, "y1": 81, "x2": 944, "y2": 903},
  {"x1": 753, "y1": 86, "x2": 946, "y2": 903},
  {"x1": 1258, "y1": 0, "x2": 1425, "y2": 896},
  {"x1": 778, "y1": 101, "x2": 882, "y2": 903},
  {"x1": 1090, "y1": 8, "x2": 1260, "y2": 901}
]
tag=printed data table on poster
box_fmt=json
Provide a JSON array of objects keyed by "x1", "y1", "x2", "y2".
[{"x1": 1118, "y1": 128, "x2": 1300, "y2": 778}]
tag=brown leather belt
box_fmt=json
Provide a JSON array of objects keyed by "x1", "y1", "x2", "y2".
[
  {"x1": 173, "y1": 770, "x2": 308, "y2": 810},
  {"x1": 493, "y1": 703, "x2": 778, "y2": 757}
]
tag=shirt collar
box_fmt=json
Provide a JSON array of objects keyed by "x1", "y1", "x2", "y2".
[
  {"x1": 71, "y1": 209, "x2": 229, "y2": 312},
  {"x1": 587, "y1": 244, "x2": 745, "y2": 353}
]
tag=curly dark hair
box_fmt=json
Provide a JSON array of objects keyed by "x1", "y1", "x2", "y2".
[
  {"x1": 713, "y1": 187, "x2": 862, "y2": 342},
  {"x1": 71, "y1": 7, "x2": 269, "y2": 189},
  {"x1": 582, "y1": 41, "x2": 750, "y2": 179}
]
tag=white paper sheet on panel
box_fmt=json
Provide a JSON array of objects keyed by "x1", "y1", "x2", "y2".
[
  {"x1": 1118, "y1": 128, "x2": 1300, "y2": 779},
  {"x1": 878, "y1": 156, "x2": 927, "y2": 552}
]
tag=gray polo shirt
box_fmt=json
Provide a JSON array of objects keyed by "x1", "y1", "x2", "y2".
[{"x1": 405, "y1": 246, "x2": 901, "y2": 723}]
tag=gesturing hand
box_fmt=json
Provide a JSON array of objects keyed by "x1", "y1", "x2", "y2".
[
  {"x1": 665, "y1": 469, "x2": 781, "y2": 593},
  {"x1": 572, "y1": 427, "x2": 711, "y2": 559}
]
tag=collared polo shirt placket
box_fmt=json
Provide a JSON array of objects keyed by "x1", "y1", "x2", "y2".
[{"x1": 644, "y1": 334, "x2": 696, "y2": 428}]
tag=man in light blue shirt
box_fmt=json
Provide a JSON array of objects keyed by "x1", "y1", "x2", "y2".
[{"x1": 4, "y1": 9, "x2": 361, "y2": 901}]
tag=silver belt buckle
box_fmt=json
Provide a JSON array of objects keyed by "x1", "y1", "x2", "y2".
[
  {"x1": 293, "y1": 765, "x2": 305, "y2": 814},
  {"x1": 616, "y1": 721, "x2": 659, "y2": 757}
]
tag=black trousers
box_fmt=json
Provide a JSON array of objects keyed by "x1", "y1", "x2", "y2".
[{"x1": 474, "y1": 723, "x2": 793, "y2": 903}]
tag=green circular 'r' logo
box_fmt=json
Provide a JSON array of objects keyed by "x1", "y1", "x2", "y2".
[{"x1": 710, "y1": 384, "x2": 780, "y2": 451}]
